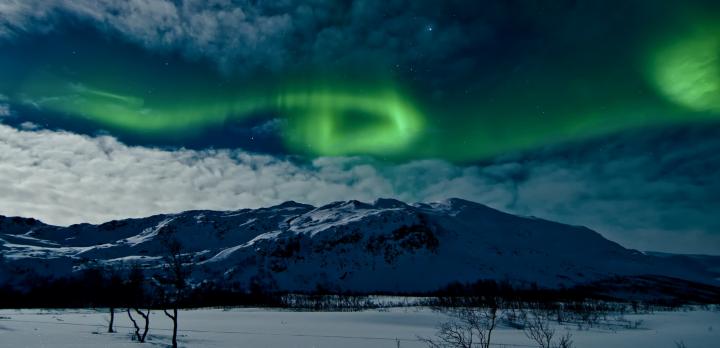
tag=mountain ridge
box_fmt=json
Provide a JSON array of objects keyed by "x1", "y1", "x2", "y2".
[{"x1": 1, "y1": 198, "x2": 718, "y2": 295}]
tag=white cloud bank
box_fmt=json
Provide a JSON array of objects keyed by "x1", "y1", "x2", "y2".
[
  {"x1": 1, "y1": 123, "x2": 719, "y2": 254},
  {"x1": 0, "y1": 124, "x2": 494, "y2": 225}
]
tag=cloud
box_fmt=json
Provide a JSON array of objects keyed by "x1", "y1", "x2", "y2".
[
  {"x1": 1, "y1": 123, "x2": 719, "y2": 254},
  {"x1": 0, "y1": 0, "x2": 57, "y2": 38},
  {"x1": 1, "y1": 0, "x2": 306, "y2": 73},
  {"x1": 18, "y1": 121, "x2": 38, "y2": 130},
  {"x1": 0, "y1": 120, "x2": 504, "y2": 228},
  {"x1": 0, "y1": 123, "x2": 384, "y2": 226},
  {"x1": 0, "y1": 95, "x2": 11, "y2": 117},
  {"x1": 0, "y1": 0, "x2": 548, "y2": 79},
  {"x1": 0, "y1": 104, "x2": 9, "y2": 117},
  {"x1": 480, "y1": 126, "x2": 720, "y2": 255},
  {"x1": 250, "y1": 118, "x2": 284, "y2": 136}
]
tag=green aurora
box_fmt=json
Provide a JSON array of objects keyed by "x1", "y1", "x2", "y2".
[
  {"x1": 3, "y1": 10, "x2": 720, "y2": 162},
  {"x1": 15, "y1": 71, "x2": 425, "y2": 156},
  {"x1": 651, "y1": 24, "x2": 720, "y2": 113}
]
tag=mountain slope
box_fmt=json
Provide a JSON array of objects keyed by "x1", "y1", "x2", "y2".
[{"x1": 1, "y1": 198, "x2": 718, "y2": 293}]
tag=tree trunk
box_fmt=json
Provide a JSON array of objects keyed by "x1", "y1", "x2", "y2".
[
  {"x1": 137, "y1": 309, "x2": 150, "y2": 343},
  {"x1": 127, "y1": 308, "x2": 141, "y2": 341},
  {"x1": 108, "y1": 307, "x2": 115, "y2": 333},
  {"x1": 129, "y1": 308, "x2": 150, "y2": 342},
  {"x1": 171, "y1": 307, "x2": 177, "y2": 348},
  {"x1": 164, "y1": 307, "x2": 178, "y2": 348}
]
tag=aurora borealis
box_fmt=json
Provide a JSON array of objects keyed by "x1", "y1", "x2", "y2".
[
  {"x1": 1, "y1": 0, "x2": 720, "y2": 254},
  {"x1": 16, "y1": 72, "x2": 425, "y2": 156},
  {"x1": 651, "y1": 26, "x2": 720, "y2": 113},
  {"x1": 0, "y1": 0, "x2": 719, "y2": 161}
]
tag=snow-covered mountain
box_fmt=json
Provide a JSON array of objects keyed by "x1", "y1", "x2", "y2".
[{"x1": 1, "y1": 198, "x2": 718, "y2": 294}]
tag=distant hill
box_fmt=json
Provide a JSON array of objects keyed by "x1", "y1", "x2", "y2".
[{"x1": 1, "y1": 198, "x2": 718, "y2": 299}]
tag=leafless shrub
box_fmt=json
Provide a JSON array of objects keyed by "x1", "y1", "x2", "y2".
[
  {"x1": 420, "y1": 303, "x2": 499, "y2": 348},
  {"x1": 522, "y1": 305, "x2": 573, "y2": 348},
  {"x1": 557, "y1": 332, "x2": 573, "y2": 348}
]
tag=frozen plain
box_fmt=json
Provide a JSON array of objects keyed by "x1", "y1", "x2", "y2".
[{"x1": 0, "y1": 307, "x2": 718, "y2": 348}]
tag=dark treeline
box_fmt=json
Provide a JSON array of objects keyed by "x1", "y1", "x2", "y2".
[
  {"x1": 432, "y1": 277, "x2": 720, "y2": 308},
  {"x1": 0, "y1": 267, "x2": 146, "y2": 309},
  {"x1": 0, "y1": 267, "x2": 278, "y2": 309},
  {"x1": 1, "y1": 270, "x2": 718, "y2": 309}
]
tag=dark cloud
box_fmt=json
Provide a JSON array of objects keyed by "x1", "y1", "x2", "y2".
[
  {"x1": 0, "y1": 1, "x2": 655, "y2": 81},
  {"x1": 481, "y1": 125, "x2": 720, "y2": 254}
]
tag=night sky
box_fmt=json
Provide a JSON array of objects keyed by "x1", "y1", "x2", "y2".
[{"x1": 1, "y1": 0, "x2": 719, "y2": 254}]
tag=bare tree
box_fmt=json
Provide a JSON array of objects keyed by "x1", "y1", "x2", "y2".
[
  {"x1": 124, "y1": 264, "x2": 151, "y2": 343},
  {"x1": 420, "y1": 301, "x2": 499, "y2": 348},
  {"x1": 523, "y1": 307, "x2": 554, "y2": 348},
  {"x1": 105, "y1": 268, "x2": 123, "y2": 333},
  {"x1": 127, "y1": 308, "x2": 150, "y2": 342},
  {"x1": 164, "y1": 308, "x2": 179, "y2": 348},
  {"x1": 557, "y1": 332, "x2": 573, "y2": 348},
  {"x1": 108, "y1": 307, "x2": 115, "y2": 333},
  {"x1": 523, "y1": 305, "x2": 573, "y2": 348},
  {"x1": 154, "y1": 228, "x2": 191, "y2": 348}
]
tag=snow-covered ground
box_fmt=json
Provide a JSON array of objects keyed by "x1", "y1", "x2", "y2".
[{"x1": 0, "y1": 307, "x2": 718, "y2": 348}]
